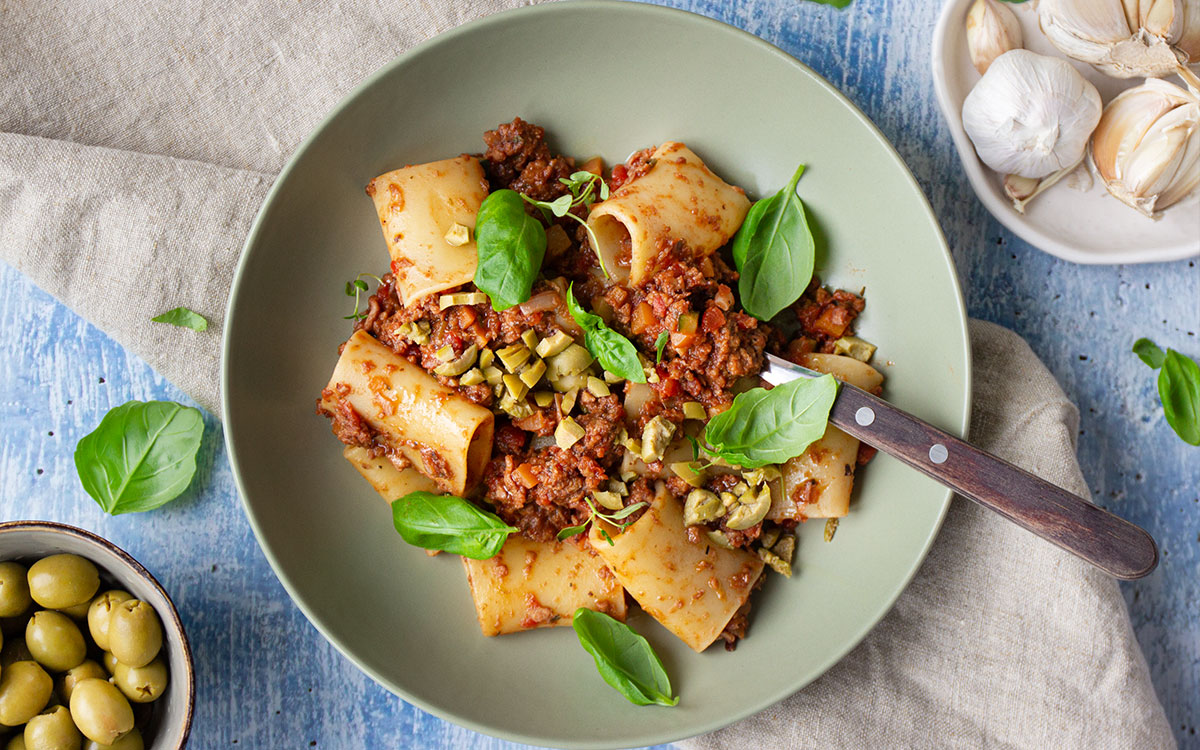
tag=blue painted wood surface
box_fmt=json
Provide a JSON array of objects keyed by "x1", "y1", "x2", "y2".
[{"x1": 1, "y1": 0, "x2": 1196, "y2": 747}]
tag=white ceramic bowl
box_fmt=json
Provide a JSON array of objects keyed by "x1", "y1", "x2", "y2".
[
  {"x1": 0, "y1": 521, "x2": 194, "y2": 749},
  {"x1": 932, "y1": 0, "x2": 1200, "y2": 264}
]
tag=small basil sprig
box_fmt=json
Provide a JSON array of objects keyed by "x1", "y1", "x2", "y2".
[
  {"x1": 473, "y1": 190, "x2": 548, "y2": 311},
  {"x1": 572, "y1": 608, "x2": 678, "y2": 707},
  {"x1": 703, "y1": 374, "x2": 838, "y2": 467},
  {"x1": 557, "y1": 497, "x2": 647, "y2": 545},
  {"x1": 151, "y1": 307, "x2": 208, "y2": 332},
  {"x1": 522, "y1": 171, "x2": 612, "y2": 278},
  {"x1": 75, "y1": 401, "x2": 205, "y2": 514},
  {"x1": 344, "y1": 273, "x2": 383, "y2": 321},
  {"x1": 731, "y1": 164, "x2": 816, "y2": 322},
  {"x1": 806, "y1": 0, "x2": 853, "y2": 6},
  {"x1": 565, "y1": 283, "x2": 647, "y2": 383},
  {"x1": 1133, "y1": 338, "x2": 1200, "y2": 446},
  {"x1": 392, "y1": 492, "x2": 518, "y2": 559}
]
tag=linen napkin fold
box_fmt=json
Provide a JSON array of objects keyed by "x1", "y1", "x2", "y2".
[{"x1": 0, "y1": 0, "x2": 1175, "y2": 747}]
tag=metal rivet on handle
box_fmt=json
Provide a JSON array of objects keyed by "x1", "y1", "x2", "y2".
[
  {"x1": 855, "y1": 407, "x2": 875, "y2": 426},
  {"x1": 929, "y1": 443, "x2": 948, "y2": 464}
]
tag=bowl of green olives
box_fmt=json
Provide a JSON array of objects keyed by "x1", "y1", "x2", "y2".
[{"x1": 0, "y1": 521, "x2": 193, "y2": 749}]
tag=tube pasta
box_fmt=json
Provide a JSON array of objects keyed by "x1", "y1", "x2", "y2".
[
  {"x1": 462, "y1": 537, "x2": 627, "y2": 636},
  {"x1": 589, "y1": 483, "x2": 763, "y2": 652},
  {"x1": 769, "y1": 353, "x2": 884, "y2": 521},
  {"x1": 366, "y1": 156, "x2": 490, "y2": 305},
  {"x1": 587, "y1": 143, "x2": 750, "y2": 286},
  {"x1": 320, "y1": 330, "x2": 494, "y2": 496},
  {"x1": 342, "y1": 446, "x2": 441, "y2": 501}
]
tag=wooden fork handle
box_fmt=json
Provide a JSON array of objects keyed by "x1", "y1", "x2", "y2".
[{"x1": 828, "y1": 384, "x2": 1159, "y2": 580}]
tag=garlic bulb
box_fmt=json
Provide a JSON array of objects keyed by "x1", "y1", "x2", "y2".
[
  {"x1": 967, "y1": 0, "x2": 1024, "y2": 74},
  {"x1": 1091, "y1": 77, "x2": 1200, "y2": 215},
  {"x1": 962, "y1": 50, "x2": 1104, "y2": 179},
  {"x1": 1039, "y1": 0, "x2": 1200, "y2": 79}
]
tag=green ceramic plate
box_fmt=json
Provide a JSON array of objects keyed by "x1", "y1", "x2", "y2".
[{"x1": 222, "y1": 3, "x2": 970, "y2": 747}]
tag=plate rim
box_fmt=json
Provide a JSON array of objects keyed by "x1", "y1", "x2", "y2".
[
  {"x1": 221, "y1": 2, "x2": 974, "y2": 746},
  {"x1": 930, "y1": 0, "x2": 1200, "y2": 266}
]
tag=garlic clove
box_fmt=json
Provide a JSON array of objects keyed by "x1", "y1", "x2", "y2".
[
  {"x1": 967, "y1": 0, "x2": 1024, "y2": 74},
  {"x1": 1170, "y1": 0, "x2": 1200, "y2": 61},
  {"x1": 1140, "y1": 0, "x2": 1184, "y2": 41},
  {"x1": 1091, "y1": 78, "x2": 1200, "y2": 215},
  {"x1": 962, "y1": 50, "x2": 1103, "y2": 179},
  {"x1": 1001, "y1": 156, "x2": 1085, "y2": 213},
  {"x1": 1039, "y1": 0, "x2": 1186, "y2": 78}
]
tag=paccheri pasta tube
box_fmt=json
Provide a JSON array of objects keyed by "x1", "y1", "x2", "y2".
[
  {"x1": 589, "y1": 483, "x2": 764, "y2": 652},
  {"x1": 769, "y1": 353, "x2": 884, "y2": 521},
  {"x1": 342, "y1": 446, "x2": 441, "y2": 501},
  {"x1": 462, "y1": 537, "x2": 627, "y2": 636},
  {"x1": 587, "y1": 142, "x2": 750, "y2": 285},
  {"x1": 366, "y1": 155, "x2": 490, "y2": 305},
  {"x1": 320, "y1": 330, "x2": 494, "y2": 496}
]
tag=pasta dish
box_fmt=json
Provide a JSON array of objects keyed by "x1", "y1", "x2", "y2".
[{"x1": 317, "y1": 118, "x2": 881, "y2": 656}]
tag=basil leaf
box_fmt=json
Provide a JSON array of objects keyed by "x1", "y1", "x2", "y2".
[
  {"x1": 805, "y1": 0, "x2": 853, "y2": 6},
  {"x1": 557, "y1": 522, "x2": 589, "y2": 541},
  {"x1": 572, "y1": 608, "x2": 678, "y2": 707},
  {"x1": 1133, "y1": 338, "x2": 1166, "y2": 369},
  {"x1": 733, "y1": 164, "x2": 815, "y2": 321},
  {"x1": 655, "y1": 331, "x2": 669, "y2": 363},
  {"x1": 1158, "y1": 350, "x2": 1200, "y2": 446},
  {"x1": 150, "y1": 307, "x2": 208, "y2": 332},
  {"x1": 474, "y1": 189, "x2": 547, "y2": 311},
  {"x1": 74, "y1": 401, "x2": 204, "y2": 514},
  {"x1": 704, "y1": 374, "x2": 838, "y2": 467},
  {"x1": 565, "y1": 283, "x2": 647, "y2": 383},
  {"x1": 604, "y1": 501, "x2": 646, "y2": 522},
  {"x1": 392, "y1": 492, "x2": 517, "y2": 559}
]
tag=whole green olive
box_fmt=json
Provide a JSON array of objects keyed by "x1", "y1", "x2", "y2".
[
  {"x1": 66, "y1": 679, "x2": 132, "y2": 746},
  {"x1": 6, "y1": 733, "x2": 27, "y2": 750},
  {"x1": 81, "y1": 727, "x2": 141, "y2": 750},
  {"x1": 0, "y1": 660, "x2": 52, "y2": 727},
  {"x1": 22, "y1": 705, "x2": 81, "y2": 750},
  {"x1": 83, "y1": 592, "x2": 130, "y2": 655},
  {"x1": 104, "y1": 603, "x2": 160, "y2": 670},
  {"x1": 25, "y1": 613, "x2": 85, "y2": 673},
  {"x1": 0, "y1": 637, "x2": 33, "y2": 669},
  {"x1": 0, "y1": 566, "x2": 32, "y2": 620},
  {"x1": 109, "y1": 658, "x2": 167, "y2": 704},
  {"x1": 54, "y1": 662, "x2": 106, "y2": 705},
  {"x1": 26, "y1": 558, "x2": 98, "y2": 612}
]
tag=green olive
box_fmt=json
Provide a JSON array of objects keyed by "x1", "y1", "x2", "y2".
[
  {"x1": 98, "y1": 653, "x2": 117, "y2": 676},
  {"x1": 0, "y1": 661, "x2": 52, "y2": 727},
  {"x1": 109, "y1": 659, "x2": 167, "y2": 705},
  {"x1": 81, "y1": 727, "x2": 141, "y2": 750},
  {"x1": 22, "y1": 705, "x2": 80, "y2": 750},
  {"x1": 26, "y1": 558, "x2": 98, "y2": 612},
  {"x1": 0, "y1": 637, "x2": 33, "y2": 669},
  {"x1": 104, "y1": 604, "x2": 160, "y2": 670},
  {"x1": 66, "y1": 680, "x2": 132, "y2": 746},
  {"x1": 6, "y1": 733, "x2": 27, "y2": 750},
  {"x1": 54, "y1": 662, "x2": 106, "y2": 705},
  {"x1": 0, "y1": 566, "x2": 32, "y2": 620},
  {"x1": 25, "y1": 613, "x2": 85, "y2": 673},
  {"x1": 83, "y1": 593, "x2": 130, "y2": 655}
]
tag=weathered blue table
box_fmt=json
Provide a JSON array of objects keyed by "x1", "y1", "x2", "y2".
[{"x1": 1, "y1": 0, "x2": 1196, "y2": 747}]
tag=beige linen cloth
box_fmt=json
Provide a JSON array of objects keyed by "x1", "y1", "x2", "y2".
[{"x1": 0, "y1": 1, "x2": 1175, "y2": 747}]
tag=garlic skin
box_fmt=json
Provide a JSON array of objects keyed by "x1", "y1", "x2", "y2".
[
  {"x1": 962, "y1": 50, "x2": 1104, "y2": 179},
  {"x1": 1039, "y1": 0, "x2": 1199, "y2": 78},
  {"x1": 967, "y1": 0, "x2": 1024, "y2": 74},
  {"x1": 1090, "y1": 77, "x2": 1200, "y2": 215}
]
